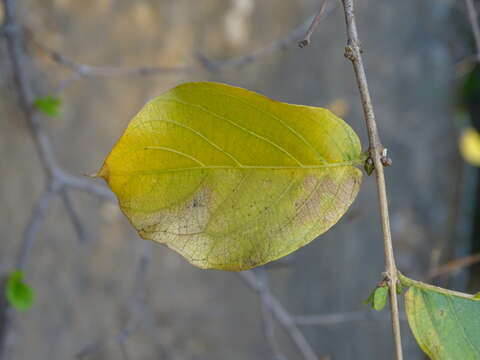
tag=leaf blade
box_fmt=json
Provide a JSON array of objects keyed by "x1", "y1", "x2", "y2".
[
  {"x1": 100, "y1": 82, "x2": 363, "y2": 270},
  {"x1": 405, "y1": 285, "x2": 480, "y2": 359},
  {"x1": 5, "y1": 271, "x2": 35, "y2": 311},
  {"x1": 33, "y1": 96, "x2": 61, "y2": 117}
]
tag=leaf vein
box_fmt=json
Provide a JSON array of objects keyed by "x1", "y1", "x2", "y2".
[
  {"x1": 161, "y1": 97, "x2": 305, "y2": 166},
  {"x1": 133, "y1": 118, "x2": 243, "y2": 166},
  {"x1": 145, "y1": 146, "x2": 206, "y2": 166}
]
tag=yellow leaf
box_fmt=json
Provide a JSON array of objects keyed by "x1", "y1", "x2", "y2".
[
  {"x1": 99, "y1": 82, "x2": 363, "y2": 271},
  {"x1": 460, "y1": 127, "x2": 480, "y2": 166}
]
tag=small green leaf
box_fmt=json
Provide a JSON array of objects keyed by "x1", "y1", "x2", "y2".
[
  {"x1": 364, "y1": 285, "x2": 388, "y2": 311},
  {"x1": 405, "y1": 285, "x2": 480, "y2": 359},
  {"x1": 34, "y1": 96, "x2": 61, "y2": 117},
  {"x1": 373, "y1": 286, "x2": 388, "y2": 311},
  {"x1": 363, "y1": 290, "x2": 375, "y2": 306},
  {"x1": 5, "y1": 271, "x2": 35, "y2": 311},
  {"x1": 98, "y1": 82, "x2": 363, "y2": 271},
  {"x1": 474, "y1": 292, "x2": 480, "y2": 299}
]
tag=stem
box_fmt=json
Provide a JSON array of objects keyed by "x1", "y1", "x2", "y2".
[
  {"x1": 340, "y1": 1, "x2": 403, "y2": 359},
  {"x1": 398, "y1": 272, "x2": 478, "y2": 300}
]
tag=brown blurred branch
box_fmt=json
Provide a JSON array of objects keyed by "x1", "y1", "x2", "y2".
[
  {"x1": 295, "y1": 310, "x2": 368, "y2": 326},
  {"x1": 425, "y1": 253, "x2": 480, "y2": 281},
  {"x1": 340, "y1": 1, "x2": 403, "y2": 359},
  {"x1": 30, "y1": 9, "x2": 338, "y2": 90},
  {"x1": 32, "y1": 38, "x2": 191, "y2": 78}
]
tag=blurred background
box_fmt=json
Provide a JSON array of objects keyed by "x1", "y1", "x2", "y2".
[{"x1": 0, "y1": 0, "x2": 478, "y2": 359}]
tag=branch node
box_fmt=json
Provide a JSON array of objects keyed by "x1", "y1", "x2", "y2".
[
  {"x1": 298, "y1": 39, "x2": 310, "y2": 48},
  {"x1": 381, "y1": 156, "x2": 392, "y2": 167},
  {"x1": 344, "y1": 45, "x2": 356, "y2": 61},
  {"x1": 380, "y1": 148, "x2": 392, "y2": 167},
  {"x1": 299, "y1": 0, "x2": 329, "y2": 48}
]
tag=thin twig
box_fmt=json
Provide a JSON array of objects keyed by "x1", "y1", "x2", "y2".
[
  {"x1": 239, "y1": 271, "x2": 328, "y2": 360},
  {"x1": 16, "y1": 190, "x2": 56, "y2": 270},
  {"x1": 256, "y1": 269, "x2": 287, "y2": 360},
  {"x1": 298, "y1": 0, "x2": 329, "y2": 48},
  {"x1": 0, "y1": 1, "x2": 116, "y2": 357},
  {"x1": 205, "y1": 16, "x2": 313, "y2": 70},
  {"x1": 76, "y1": 242, "x2": 152, "y2": 359},
  {"x1": 295, "y1": 310, "x2": 368, "y2": 326},
  {"x1": 33, "y1": 39, "x2": 191, "y2": 77},
  {"x1": 76, "y1": 319, "x2": 141, "y2": 359},
  {"x1": 32, "y1": 13, "x2": 335, "y2": 80},
  {"x1": 425, "y1": 253, "x2": 480, "y2": 281},
  {"x1": 295, "y1": 311, "x2": 409, "y2": 326},
  {"x1": 466, "y1": 0, "x2": 480, "y2": 61},
  {"x1": 340, "y1": 1, "x2": 403, "y2": 359},
  {"x1": 60, "y1": 188, "x2": 87, "y2": 244}
]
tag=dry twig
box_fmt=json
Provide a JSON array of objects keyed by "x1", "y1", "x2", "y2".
[
  {"x1": 239, "y1": 271, "x2": 328, "y2": 360},
  {"x1": 298, "y1": 0, "x2": 329, "y2": 48},
  {"x1": 425, "y1": 253, "x2": 480, "y2": 281}
]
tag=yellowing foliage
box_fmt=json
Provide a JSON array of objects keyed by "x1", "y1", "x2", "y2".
[{"x1": 99, "y1": 82, "x2": 363, "y2": 270}]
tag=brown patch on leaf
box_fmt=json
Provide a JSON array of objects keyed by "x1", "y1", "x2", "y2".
[
  {"x1": 294, "y1": 171, "x2": 359, "y2": 229},
  {"x1": 133, "y1": 185, "x2": 213, "y2": 242}
]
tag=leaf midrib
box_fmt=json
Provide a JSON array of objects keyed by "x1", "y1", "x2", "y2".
[{"x1": 109, "y1": 162, "x2": 359, "y2": 176}]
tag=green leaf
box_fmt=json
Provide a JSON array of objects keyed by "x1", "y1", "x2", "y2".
[
  {"x1": 364, "y1": 290, "x2": 375, "y2": 306},
  {"x1": 34, "y1": 96, "x2": 61, "y2": 117},
  {"x1": 373, "y1": 286, "x2": 388, "y2": 311},
  {"x1": 405, "y1": 285, "x2": 480, "y2": 359},
  {"x1": 364, "y1": 285, "x2": 388, "y2": 311},
  {"x1": 5, "y1": 271, "x2": 35, "y2": 311},
  {"x1": 98, "y1": 82, "x2": 363, "y2": 270}
]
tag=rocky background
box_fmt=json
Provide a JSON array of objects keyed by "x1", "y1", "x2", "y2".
[{"x1": 0, "y1": 0, "x2": 471, "y2": 359}]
